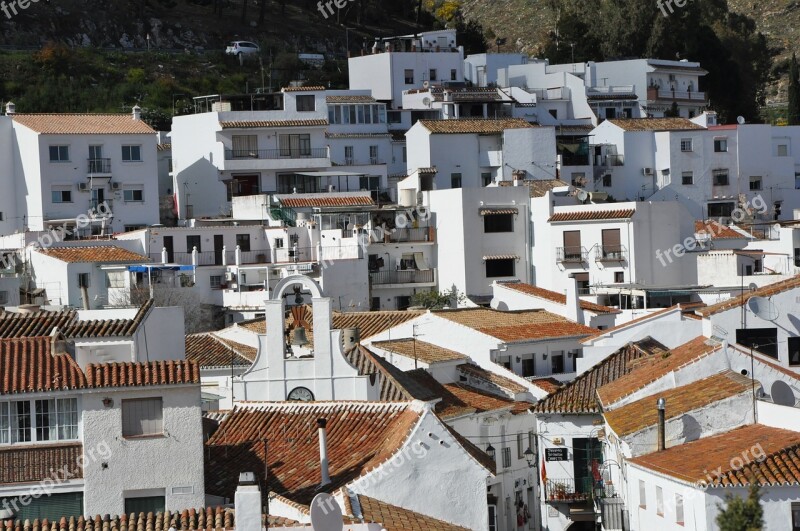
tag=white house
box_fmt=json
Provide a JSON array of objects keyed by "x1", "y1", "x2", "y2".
[
  {"x1": 0, "y1": 335, "x2": 204, "y2": 521},
  {"x1": 7, "y1": 104, "x2": 160, "y2": 235}
]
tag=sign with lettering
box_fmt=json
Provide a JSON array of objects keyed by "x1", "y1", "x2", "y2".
[{"x1": 545, "y1": 448, "x2": 569, "y2": 461}]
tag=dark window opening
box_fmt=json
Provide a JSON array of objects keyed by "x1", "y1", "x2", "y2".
[
  {"x1": 484, "y1": 214, "x2": 514, "y2": 233},
  {"x1": 736, "y1": 328, "x2": 778, "y2": 359},
  {"x1": 486, "y1": 259, "x2": 515, "y2": 278}
]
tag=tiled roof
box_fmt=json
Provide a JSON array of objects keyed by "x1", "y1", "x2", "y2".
[
  {"x1": 500, "y1": 282, "x2": 621, "y2": 314},
  {"x1": 548, "y1": 209, "x2": 636, "y2": 222},
  {"x1": 607, "y1": 118, "x2": 705, "y2": 132},
  {"x1": 371, "y1": 338, "x2": 467, "y2": 364},
  {"x1": 434, "y1": 308, "x2": 596, "y2": 343},
  {"x1": 597, "y1": 336, "x2": 718, "y2": 406},
  {"x1": 220, "y1": 119, "x2": 329, "y2": 129},
  {"x1": 356, "y1": 494, "x2": 471, "y2": 531},
  {"x1": 696, "y1": 275, "x2": 800, "y2": 317},
  {"x1": 416, "y1": 166, "x2": 438, "y2": 174},
  {"x1": 185, "y1": 333, "x2": 256, "y2": 368},
  {"x1": 604, "y1": 371, "x2": 753, "y2": 436},
  {"x1": 65, "y1": 298, "x2": 155, "y2": 338},
  {"x1": 498, "y1": 178, "x2": 571, "y2": 198},
  {"x1": 404, "y1": 369, "x2": 518, "y2": 419},
  {"x1": 12, "y1": 114, "x2": 155, "y2": 134},
  {"x1": 156, "y1": 142, "x2": 172, "y2": 151},
  {"x1": 283, "y1": 85, "x2": 326, "y2": 92},
  {"x1": 277, "y1": 194, "x2": 375, "y2": 208},
  {"x1": 457, "y1": 363, "x2": 528, "y2": 395},
  {"x1": 0, "y1": 443, "x2": 83, "y2": 484},
  {"x1": 534, "y1": 337, "x2": 667, "y2": 414},
  {"x1": 84, "y1": 359, "x2": 200, "y2": 388},
  {"x1": 695, "y1": 220, "x2": 748, "y2": 240},
  {"x1": 348, "y1": 345, "x2": 437, "y2": 401},
  {"x1": 327, "y1": 132, "x2": 391, "y2": 139},
  {"x1": 326, "y1": 95, "x2": 376, "y2": 103},
  {"x1": 582, "y1": 305, "x2": 681, "y2": 341},
  {"x1": 418, "y1": 118, "x2": 534, "y2": 134},
  {"x1": 629, "y1": 424, "x2": 800, "y2": 487},
  {"x1": 528, "y1": 377, "x2": 562, "y2": 394},
  {"x1": 37, "y1": 245, "x2": 149, "y2": 263},
  {"x1": 205, "y1": 402, "x2": 421, "y2": 505}
]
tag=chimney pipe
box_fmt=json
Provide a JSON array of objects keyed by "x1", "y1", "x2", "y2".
[
  {"x1": 656, "y1": 398, "x2": 666, "y2": 451},
  {"x1": 318, "y1": 418, "x2": 331, "y2": 486},
  {"x1": 80, "y1": 285, "x2": 90, "y2": 310},
  {"x1": 132, "y1": 105, "x2": 142, "y2": 121}
]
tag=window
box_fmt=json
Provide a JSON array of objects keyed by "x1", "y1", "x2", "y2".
[
  {"x1": 210, "y1": 275, "x2": 223, "y2": 289},
  {"x1": 601, "y1": 229, "x2": 622, "y2": 258},
  {"x1": 369, "y1": 145, "x2": 379, "y2": 164},
  {"x1": 682, "y1": 172, "x2": 693, "y2": 185},
  {"x1": 404, "y1": 69, "x2": 414, "y2": 84},
  {"x1": 396, "y1": 295, "x2": 411, "y2": 310},
  {"x1": 49, "y1": 145, "x2": 69, "y2": 162},
  {"x1": 106, "y1": 271, "x2": 126, "y2": 289},
  {"x1": 484, "y1": 214, "x2": 514, "y2": 233},
  {"x1": 778, "y1": 144, "x2": 789, "y2": 157},
  {"x1": 714, "y1": 138, "x2": 728, "y2": 152},
  {"x1": 488, "y1": 505, "x2": 497, "y2": 531},
  {"x1": 551, "y1": 352, "x2": 565, "y2": 374},
  {"x1": 521, "y1": 358, "x2": 535, "y2": 377},
  {"x1": 792, "y1": 501, "x2": 800, "y2": 530},
  {"x1": 750, "y1": 176, "x2": 762, "y2": 191},
  {"x1": 574, "y1": 273, "x2": 589, "y2": 294},
  {"x1": 639, "y1": 480, "x2": 647, "y2": 509},
  {"x1": 429, "y1": 69, "x2": 437, "y2": 81},
  {"x1": 548, "y1": 109, "x2": 558, "y2": 119},
  {"x1": 656, "y1": 486, "x2": 664, "y2": 516},
  {"x1": 615, "y1": 271, "x2": 625, "y2": 283},
  {"x1": 122, "y1": 398, "x2": 163, "y2": 437},
  {"x1": 34, "y1": 399, "x2": 78, "y2": 441},
  {"x1": 231, "y1": 135, "x2": 258, "y2": 157},
  {"x1": 123, "y1": 187, "x2": 144, "y2": 202},
  {"x1": 124, "y1": 225, "x2": 145, "y2": 232},
  {"x1": 451, "y1": 69, "x2": 457, "y2": 81},
  {"x1": 125, "y1": 495, "x2": 165, "y2": 516},
  {"x1": 788, "y1": 337, "x2": 800, "y2": 367},
  {"x1": 482, "y1": 172, "x2": 493, "y2": 186},
  {"x1": 562, "y1": 231, "x2": 582, "y2": 261},
  {"x1": 278, "y1": 134, "x2": 311, "y2": 157},
  {"x1": 486, "y1": 259, "x2": 515, "y2": 278},
  {"x1": 502, "y1": 447, "x2": 511, "y2": 468},
  {"x1": 121, "y1": 145, "x2": 142, "y2": 162},
  {"x1": 344, "y1": 146, "x2": 354, "y2": 164},
  {"x1": 402, "y1": 146, "x2": 407, "y2": 163},
  {"x1": 603, "y1": 173, "x2": 612, "y2": 187},
  {"x1": 0, "y1": 400, "x2": 33, "y2": 444},
  {"x1": 77, "y1": 273, "x2": 90, "y2": 289},
  {"x1": 517, "y1": 433, "x2": 524, "y2": 459},
  {"x1": 236, "y1": 234, "x2": 251, "y2": 252},
  {"x1": 186, "y1": 235, "x2": 201, "y2": 253},
  {"x1": 680, "y1": 139, "x2": 693, "y2": 152},
  {"x1": 275, "y1": 238, "x2": 284, "y2": 249},
  {"x1": 676, "y1": 494, "x2": 684, "y2": 525},
  {"x1": 451, "y1": 173, "x2": 462, "y2": 188},
  {"x1": 296, "y1": 95, "x2": 315, "y2": 111},
  {"x1": 708, "y1": 202, "x2": 735, "y2": 218},
  {"x1": 51, "y1": 189, "x2": 72, "y2": 203},
  {"x1": 736, "y1": 328, "x2": 778, "y2": 359},
  {"x1": 712, "y1": 169, "x2": 729, "y2": 186}
]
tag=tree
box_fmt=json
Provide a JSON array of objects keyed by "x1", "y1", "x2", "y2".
[
  {"x1": 715, "y1": 483, "x2": 763, "y2": 531},
  {"x1": 410, "y1": 287, "x2": 466, "y2": 309},
  {"x1": 664, "y1": 101, "x2": 680, "y2": 118},
  {"x1": 789, "y1": 53, "x2": 800, "y2": 125}
]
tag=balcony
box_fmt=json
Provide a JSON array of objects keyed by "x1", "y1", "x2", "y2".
[
  {"x1": 88, "y1": 158, "x2": 111, "y2": 174},
  {"x1": 545, "y1": 478, "x2": 593, "y2": 503},
  {"x1": 371, "y1": 269, "x2": 436, "y2": 286},
  {"x1": 648, "y1": 87, "x2": 707, "y2": 102},
  {"x1": 334, "y1": 157, "x2": 386, "y2": 166},
  {"x1": 370, "y1": 227, "x2": 435, "y2": 244},
  {"x1": 223, "y1": 289, "x2": 270, "y2": 308},
  {"x1": 595, "y1": 245, "x2": 628, "y2": 262},
  {"x1": 221, "y1": 147, "x2": 329, "y2": 172},
  {"x1": 557, "y1": 247, "x2": 588, "y2": 264},
  {"x1": 225, "y1": 147, "x2": 328, "y2": 160}
]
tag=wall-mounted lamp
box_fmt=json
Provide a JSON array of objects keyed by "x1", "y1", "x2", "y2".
[
  {"x1": 486, "y1": 444, "x2": 496, "y2": 461},
  {"x1": 102, "y1": 398, "x2": 114, "y2": 408},
  {"x1": 524, "y1": 447, "x2": 536, "y2": 469},
  {"x1": 515, "y1": 356, "x2": 521, "y2": 363},
  {"x1": 542, "y1": 353, "x2": 548, "y2": 360}
]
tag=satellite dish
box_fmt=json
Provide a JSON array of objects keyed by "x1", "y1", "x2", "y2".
[
  {"x1": 737, "y1": 116, "x2": 746, "y2": 125},
  {"x1": 748, "y1": 283, "x2": 758, "y2": 292},
  {"x1": 771, "y1": 380, "x2": 796, "y2": 407},
  {"x1": 576, "y1": 190, "x2": 589, "y2": 202},
  {"x1": 310, "y1": 493, "x2": 344, "y2": 531},
  {"x1": 747, "y1": 296, "x2": 780, "y2": 321},
  {"x1": 422, "y1": 96, "x2": 432, "y2": 107}
]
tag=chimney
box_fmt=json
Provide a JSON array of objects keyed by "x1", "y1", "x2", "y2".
[
  {"x1": 318, "y1": 418, "x2": 331, "y2": 487},
  {"x1": 132, "y1": 105, "x2": 142, "y2": 121},
  {"x1": 656, "y1": 398, "x2": 666, "y2": 451},
  {"x1": 234, "y1": 472, "x2": 262, "y2": 531},
  {"x1": 342, "y1": 328, "x2": 360, "y2": 352},
  {"x1": 4, "y1": 101, "x2": 14, "y2": 115},
  {"x1": 565, "y1": 277, "x2": 584, "y2": 325}
]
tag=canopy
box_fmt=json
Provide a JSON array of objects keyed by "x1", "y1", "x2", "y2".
[{"x1": 128, "y1": 265, "x2": 194, "y2": 272}]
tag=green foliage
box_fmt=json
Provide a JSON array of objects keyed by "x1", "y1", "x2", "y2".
[
  {"x1": 664, "y1": 101, "x2": 680, "y2": 118},
  {"x1": 716, "y1": 484, "x2": 763, "y2": 531},
  {"x1": 788, "y1": 53, "x2": 800, "y2": 125},
  {"x1": 410, "y1": 287, "x2": 466, "y2": 309}
]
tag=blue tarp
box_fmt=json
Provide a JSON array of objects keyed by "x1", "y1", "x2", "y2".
[{"x1": 128, "y1": 265, "x2": 195, "y2": 272}]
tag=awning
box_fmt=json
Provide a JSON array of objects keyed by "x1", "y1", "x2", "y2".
[
  {"x1": 479, "y1": 208, "x2": 519, "y2": 216},
  {"x1": 128, "y1": 265, "x2": 195, "y2": 272},
  {"x1": 483, "y1": 254, "x2": 519, "y2": 261},
  {"x1": 413, "y1": 252, "x2": 430, "y2": 271}
]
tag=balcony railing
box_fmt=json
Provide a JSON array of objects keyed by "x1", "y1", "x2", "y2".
[
  {"x1": 655, "y1": 88, "x2": 706, "y2": 101},
  {"x1": 335, "y1": 157, "x2": 386, "y2": 166},
  {"x1": 596, "y1": 245, "x2": 628, "y2": 262},
  {"x1": 371, "y1": 227, "x2": 435, "y2": 243},
  {"x1": 88, "y1": 158, "x2": 111, "y2": 173},
  {"x1": 371, "y1": 269, "x2": 435, "y2": 285},
  {"x1": 557, "y1": 246, "x2": 588, "y2": 263},
  {"x1": 545, "y1": 478, "x2": 593, "y2": 503},
  {"x1": 90, "y1": 199, "x2": 113, "y2": 214},
  {"x1": 224, "y1": 148, "x2": 328, "y2": 160}
]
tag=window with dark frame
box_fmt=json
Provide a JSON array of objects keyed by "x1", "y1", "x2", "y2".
[
  {"x1": 484, "y1": 214, "x2": 514, "y2": 233},
  {"x1": 707, "y1": 202, "x2": 735, "y2": 217},
  {"x1": 502, "y1": 447, "x2": 511, "y2": 468},
  {"x1": 236, "y1": 234, "x2": 251, "y2": 252},
  {"x1": 296, "y1": 95, "x2": 315, "y2": 112},
  {"x1": 404, "y1": 69, "x2": 414, "y2": 84},
  {"x1": 49, "y1": 145, "x2": 69, "y2": 162},
  {"x1": 682, "y1": 172, "x2": 693, "y2": 185},
  {"x1": 791, "y1": 501, "x2": 800, "y2": 530},
  {"x1": 121, "y1": 145, "x2": 142, "y2": 162},
  {"x1": 712, "y1": 170, "x2": 729, "y2": 186},
  {"x1": 736, "y1": 328, "x2": 778, "y2": 359},
  {"x1": 485, "y1": 259, "x2": 515, "y2": 278},
  {"x1": 789, "y1": 337, "x2": 800, "y2": 366},
  {"x1": 186, "y1": 235, "x2": 201, "y2": 253},
  {"x1": 714, "y1": 138, "x2": 728, "y2": 152},
  {"x1": 451, "y1": 173, "x2": 462, "y2": 188}
]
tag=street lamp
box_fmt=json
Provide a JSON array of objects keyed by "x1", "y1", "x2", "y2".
[
  {"x1": 524, "y1": 447, "x2": 536, "y2": 468},
  {"x1": 486, "y1": 444, "x2": 496, "y2": 461}
]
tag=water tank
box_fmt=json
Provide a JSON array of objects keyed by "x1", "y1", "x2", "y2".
[{"x1": 342, "y1": 328, "x2": 360, "y2": 351}]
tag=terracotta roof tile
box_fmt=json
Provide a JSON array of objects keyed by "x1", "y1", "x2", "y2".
[
  {"x1": 528, "y1": 377, "x2": 562, "y2": 394},
  {"x1": 371, "y1": 338, "x2": 467, "y2": 364},
  {"x1": 607, "y1": 118, "x2": 705, "y2": 132},
  {"x1": 12, "y1": 114, "x2": 155, "y2": 134},
  {"x1": 84, "y1": 359, "x2": 201, "y2": 388},
  {"x1": 695, "y1": 220, "x2": 748, "y2": 240},
  {"x1": 457, "y1": 363, "x2": 528, "y2": 395},
  {"x1": 185, "y1": 333, "x2": 256, "y2": 368},
  {"x1": 534, "y1": 337, "x2": 667, "y2": 413},
  {"x1": 629, "y1": 424, "x2": 800, "y2": 487},
  {"x1": 326, "y1": 132, "x2": 391, "y2": 139},
  {"x1": 283, "y1": 85, "x2": 326, "y2": 92},
  {"x1": 419, "y1": 118, "x2": 534, "y2": 134},
  {"x1": 404, "y1": 370, "x2": 517, "y2": 419},
  {"x1": 37, "y1": 246, "x2": 149, "y2": 263},
  {"x1": 205, "y1": 402, "x2": 421, "y2": 505},
  {"x1": 356, "y1": 494, "x2": 471, "y2": 531},
  {"x1": 497, "y1": 179, "x2": 571, "y2": 198},
  {"x1": 696, "y1": 275, "x2": 800, "y2": 317},
  {"x1": 350, "y1": 345, "x2": 438, "y2": 401},
  {"x1": 548, "y1": 209, "x2": 636, "y2": 222},
  {"x1": 277, "y1": 194, "x2": 374, "y2": 208},
  {"x1": 220, "y1": 119, "x2": 328, "y2": 128},
  {"x1": 597, "y1": 336, "x2": 719, "y2": 406},
  {"x1": 604, "y1": 371, "x2": 753, "y2": 436},
  {"x1": 156, "y1": 142, "x2": 172, "y2": 151},
  {"x1": 582, "y1": 305, "x2": 681, "y2": 342},
  {"x1": 500, "y1": 282, "x2": 621, "y2": 314},
  {"x1": 0, "y1": 443, "x2": 83, "y2": 485},
  {"x1": 434, "y1": 308, "x2": 595, "y2": 342}
]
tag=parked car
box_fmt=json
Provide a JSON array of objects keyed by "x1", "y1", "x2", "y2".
[{"x1": 225, "y1": 41, "x2": 260, "y2": 57}]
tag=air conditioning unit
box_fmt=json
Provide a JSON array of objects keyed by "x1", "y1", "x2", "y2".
[
  {"x1": 78, "y1": 182, "x2": 89, "y2": 191},
  {"x1": 642, "y1": 167, "x2": 653, "y2": 176},
  {"x1": 111, "y1": 182, "x2": 120, "y2": 190},
  {"x1": 224, "y1": 271, "x2": 234, "y2": 282}
]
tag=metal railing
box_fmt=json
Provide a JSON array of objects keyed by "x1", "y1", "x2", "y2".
[
  {"x1": 334, "y1": 157, "x2": 386, "y2": 166},
  {"x1": 656, "y1": 88, "x2": 706, "y2": 101},
  {"x1": 371, "y1": 269, "x2": 435, "y2": 285},
  {"x1": 88, "y1": 158, "x2": 111, "y2": 173},
  {"x1": 596, "y1": 245, "x2": 628, "y2": 262},
  {"x1": 224, "y1": 148, "x2": 328, "y2": 160},
  {"x1": 545, "y1": 478, "x2": 593, "y2": 503},
  {"x1": 557, "y1": 246, "x2": 588, "y2": 263},
  {"x1": 371, "y1": 227, "x2": 434, "y2": 243}
]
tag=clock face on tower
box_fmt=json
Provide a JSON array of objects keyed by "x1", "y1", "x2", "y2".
[{"x1": 287, "y1": 386, "x2": 314, "y2": 402}]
